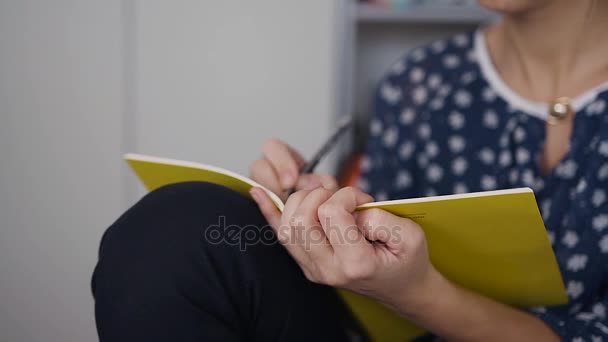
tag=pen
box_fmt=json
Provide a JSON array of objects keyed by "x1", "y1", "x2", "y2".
[{"x1": 287, "y1": 116, "x2": 354, "y2": 195}]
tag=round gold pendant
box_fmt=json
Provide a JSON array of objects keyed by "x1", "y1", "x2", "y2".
[{"x1": 547, "y1": 97, "x2": 573, "y2": 125}]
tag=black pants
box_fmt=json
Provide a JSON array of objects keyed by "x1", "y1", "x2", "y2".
[{"x1": 92, "y1": 182, "x2": 367, "y2": 342}]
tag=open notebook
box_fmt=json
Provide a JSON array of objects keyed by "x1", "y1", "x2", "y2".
[{"x1": 125, "y1": 153, "x2": 567, "y2": 340}]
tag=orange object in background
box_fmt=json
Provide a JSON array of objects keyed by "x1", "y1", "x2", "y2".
[{"x1": 337, "y1": 153, "x2": 363, "y2": 187}]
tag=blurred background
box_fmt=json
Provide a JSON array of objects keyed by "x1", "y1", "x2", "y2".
[{"x1": 0, "y1": 0, "x2": 494, "y2": 340}]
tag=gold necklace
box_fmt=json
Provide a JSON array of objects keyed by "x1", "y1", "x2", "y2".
[
  {"x1": 546, "y1": 0, "x2": 598, "y2": 126},
  {"x1": 547, "y1": 97, "x2": 574, "y2": 125}
]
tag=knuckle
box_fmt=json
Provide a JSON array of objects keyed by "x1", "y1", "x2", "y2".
[
  {"x1": 320, "y1": 175, "x2": 338, "y2": 189},
  {"x1": 357, "y1": 209, "x2": 384, "y2": 231},
  {"x1": 404, "y1": 222, "x2": 425, "y2": 247},
  {"x1": 365, "y1": 208, "x2": 385, "y2": 223},
  {"x1": 275, "y1": 224, "x2": 292, "y2": 244},
  {"x1": 341, "y1": 186, "x2": 357, "y2": 195},
  {"x1": 311, "y1": 187, "x2": 332, "y2": 198},
  {"x1": 289, "y1": 213, "x2": 308, "y2": 228},
  {"x1": 317, "y1": 203, "x2": 341, "y2": 220},
  {"x1": 410, "y1": 225, "x2": 426, "y2": 245},
  {"x1": 248, "y1": 159, "x2": 265, "y2": 175},
  {"x1": 344, "y1": 186, "x2": 357, "y2": 192},
  {"x1": 261, "y1": 138, "x2": 283, "y2": 152},
  {"x1": 289, "y1": 189, "x2": 310, "y2": 203},
  {"x1": 341, "y1": 263, "x2": 369, "y2": 282}
]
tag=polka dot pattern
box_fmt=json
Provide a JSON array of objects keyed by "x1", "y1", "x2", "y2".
[{"x1": 359, "y1": 31, "x2": 608, "y2": 340}]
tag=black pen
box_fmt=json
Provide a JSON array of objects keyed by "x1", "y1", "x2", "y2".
[{"x1": 287, "y1": 116, "x2": 354, "y2": 195}]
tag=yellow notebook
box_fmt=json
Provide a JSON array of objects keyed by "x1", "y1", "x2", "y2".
[{"x1": 125, "y1": 153, "x2": 567, "y2": 341}]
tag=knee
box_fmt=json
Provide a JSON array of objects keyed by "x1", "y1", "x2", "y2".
[
  {"x1": 91, "y1": 181, "x2": 277, "y2": 305},
  {"x1": 92, "y1": 182, "x2": 249, "y2": 298},
  {"x1": 140, "y1": 181, "x2": 250, "y2": 214},
  {"x1": 97, "y1": 181, "x2": 263, "y2": 255},
  {"x1": 93, "y1": 181, "x2": 269, "y2": 282}
]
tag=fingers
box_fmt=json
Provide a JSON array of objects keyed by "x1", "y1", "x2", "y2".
[
  {"x1": 296, "y1": 174, "x2": 339, "y2": 192},
  {"x1": 249, "y1": 158, "x2": 282, "y2": 195},
  {"x1": 249, "y1": 187, "x2": 281, "y2": 228},
  {"x1": 317, "y1": 187, "x2": 375, "y2": 262},
  {"x1": 290, "y1": 188, "x2": 334, "y2": 261},
  {"x1": 261, "y1": 139, "x2": 304, "y2": 189},
  {"x1": 282, "y1": 189, "x2": 310, "y2": 219},
  {"x1": 273, "y1": 189, "x2": 316, "y2": 272},
  {"x1": 286, "y1": 144, "x2": 306, "y2": 167},
  {"x1": 251, "y1": 187, "x2": 319, "y2": 274},
  {"x1": 356, "y1": 209, "x2": 425, "y2": 255},
  {"x1": 251, "y1": 139, "x2": 338, "y2": 202}
]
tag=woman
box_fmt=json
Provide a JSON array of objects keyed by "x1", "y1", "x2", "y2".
[{"x1": 93, "y1": 0, "x2": 608, "y2": 340}]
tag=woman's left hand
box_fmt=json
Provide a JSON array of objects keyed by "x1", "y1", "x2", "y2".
[{"x1": 250, "y1": 185, "x2": 440, "y2": 311}]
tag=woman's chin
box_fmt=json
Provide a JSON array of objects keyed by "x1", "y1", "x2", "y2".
[{"x1": 477, "y1": 0, "x2": 550, "y2": 15}]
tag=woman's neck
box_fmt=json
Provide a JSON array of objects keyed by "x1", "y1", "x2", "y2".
[{"x1": 486, "y1": 0, "x2": 608, "y2": 102}]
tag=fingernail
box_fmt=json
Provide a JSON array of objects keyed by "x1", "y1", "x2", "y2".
[{"x1": 281, "y1": 172, "x2": 295, "y2": 188}]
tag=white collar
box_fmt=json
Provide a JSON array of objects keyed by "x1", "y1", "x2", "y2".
[{"x1": 474, "y1": 29, "x2": 608, "y2": 121}]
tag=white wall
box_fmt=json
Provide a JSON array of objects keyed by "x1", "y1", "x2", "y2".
[
  {"x1": 0, "y1": 1, "x2": 338, "y2": 341},
  {"x1": 0, "y1": 1, "x2": 125, "y2": 341},
  {"x1": 133, "y1": 0, "x2": 338, "y2": 191}
]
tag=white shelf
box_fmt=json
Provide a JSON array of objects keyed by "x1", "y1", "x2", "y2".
[{"x1": 357, "y1": 3, "x2": 498, "y2": 24}]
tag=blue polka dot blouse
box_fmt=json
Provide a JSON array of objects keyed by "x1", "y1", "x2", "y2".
[{"x1": 358, "y1": 30, "x2": 608, "y2": 340}]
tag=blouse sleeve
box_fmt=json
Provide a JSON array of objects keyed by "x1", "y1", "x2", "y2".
[{"x1": 357, "y1": 57, "x2": 423, "y2": 201}]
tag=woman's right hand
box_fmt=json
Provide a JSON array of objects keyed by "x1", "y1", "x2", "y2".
[{"x1": 249, "y1": 139, "x2": 338, "y2": 201}]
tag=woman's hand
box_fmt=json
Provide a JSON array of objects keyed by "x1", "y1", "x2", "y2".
[
  {"x1": 249, "y1": 139, "x2": 338, "y2": 201},
  {"x1": 251, "y1": 186, "x2": 561, "y2": 341},
  {"x1": 250, "y1": 185, "x2": 439, "y2": 311}
]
